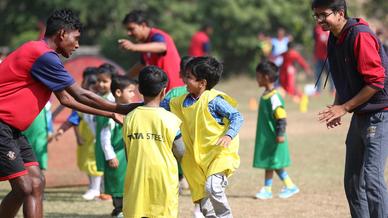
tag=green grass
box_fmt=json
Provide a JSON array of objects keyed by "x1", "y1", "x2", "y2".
[{"x1": 1, "y1": 76, "x2": 386, "y2": 217}]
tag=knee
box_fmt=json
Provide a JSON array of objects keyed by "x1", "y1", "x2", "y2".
[
  {"x1": 12, "y1": 177, "x2": 33, "y2": 197},
  {"x1": 205, "y1": 174, "x2": 227, "y2": 196},
  {"x1": 31, "y1": 173, "x2": 45, "y2": 193}
]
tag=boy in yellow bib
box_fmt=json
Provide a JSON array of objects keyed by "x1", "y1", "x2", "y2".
[
  {"x1": 169, "y1": 56, "x2": 243, "y2": 217},
  {"x1": 122, "y1": 66, "x2": 185, "y2": 218}
]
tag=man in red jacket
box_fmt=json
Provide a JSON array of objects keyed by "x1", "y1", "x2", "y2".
[{"x1": 119, "y1": 10, "x2": 183, "y2": 92}]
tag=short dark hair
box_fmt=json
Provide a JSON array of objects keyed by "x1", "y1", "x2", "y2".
[
  {"x1": 82, "y1": 67, "x2": 98, "y2": 88},
  {"x1": 138, "y1": 66, "x2": 168, "y2": 97},
  {"x1": 180, "y1": 56, "x2": 195, "y2": 78},
  {"x1": 45, "y1": 9, "x2": 82, "y2": 37},
  {"x1": 110, "y1": 75, "x2": 138, "y2": 96},
  {"x1": 311, "y1": 0, "x2": 348, "y2": 18},
  {"x1": 186, "y1": 56, "x2": 223, "y2": 90},
  {"x1": 96, "y1": 63, "x2": 118, "y2": 79},
  {"x1": 256, "y1": 60, "x2": 279, "y2": 82},
  {"x1": 122, "y1": 10, "x2": 148, "y2": 26}
]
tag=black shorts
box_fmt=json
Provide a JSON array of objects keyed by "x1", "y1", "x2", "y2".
[{"x1": 0, "y1": 121, "x2": 38, "y2": 181}]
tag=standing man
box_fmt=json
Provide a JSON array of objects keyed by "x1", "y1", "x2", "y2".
[
  {"x1": 0, "y1": 9, "x2": 135, "y2": 218},
  {"x1": 188, "y1": 22, "x2": 213, "y2": 57},
  {"x1": 119, "y1": 10, "x2": 183, "y2": 92},
  {"x1": 313, "y1": 0, "x2": 388, "y2": 217}
]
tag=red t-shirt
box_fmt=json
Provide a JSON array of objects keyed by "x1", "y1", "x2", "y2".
[
  {"x1": 141, "y1": 28, "x2": 183, "y2": 91},
  {"x1": 314, "y1": 25, "x2": 329, "y2": 60},
  {"x1": 188, "y1": 31, "x2": 210, "y2": 57}
]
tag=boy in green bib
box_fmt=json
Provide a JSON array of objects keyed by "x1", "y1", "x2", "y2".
[
  {"x1": 100, "y1": 76, "x2": 137, "y2": 217},
  {"x1": 253, "y1": 60, "x2": 299, "y2": 200}
]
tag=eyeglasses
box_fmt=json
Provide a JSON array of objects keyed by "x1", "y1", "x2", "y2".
[{"x1": 312, "y1": 12, "x2": 334, "y2": 21}]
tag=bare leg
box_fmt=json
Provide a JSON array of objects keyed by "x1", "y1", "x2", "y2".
[{"x1": 23, "y1": 165, "x2": 45, "y2": 218}]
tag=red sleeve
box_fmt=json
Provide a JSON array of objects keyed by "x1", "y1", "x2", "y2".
[
  {"x1": 292, "y1": 50, "x2": 310, "y2": 71},
  {"x1": 354, "y1": 32, "x2": 385, "y2": 90}
]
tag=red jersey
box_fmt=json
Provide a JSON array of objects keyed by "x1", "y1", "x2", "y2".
[
  {"x1": 0, "y1": 40, "x2": 74, "y2": 130},
  {"x1": 314, "y1": 25, "x2": 329, "y2": 60},
  {"x1": 188, "y1": 31, "x2": 210, "y2": 57},
  {"x1": 141, "y1": 28, "x2": 183, "y2": 91}
]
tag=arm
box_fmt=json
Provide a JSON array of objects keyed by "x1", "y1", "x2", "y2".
[
  {"x1": 55, "y1": 110, "x2": 79, "y2": 140},
  {"x1": 100, "y1": 123, "x2": 118, "y2": 168},
  {"x1": 172, "y1": 135, "x2": 185, "y2": 162},
  {"x1": 211, "y1": 97, "x2": 244, "y2": 147},
  {"x1": 118, "y1": 39, "x2": 167, "y2": 53},
  {"x1": 128, "y1": 62, "x2": 145, "y2": 79},
  {"x1": 56, "y1": 84, "x2": 142, "y2": 116},
  {"x1": 318, "y1": 32, "x2": 384, "y2": 128},
  {"x1": 274, "y1": 107, "x2": 287, "y2": 143}
]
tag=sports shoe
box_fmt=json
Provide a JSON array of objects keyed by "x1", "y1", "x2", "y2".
[
  {"x1": 278, "y1": 186, "x2": 300, "y2": 199},
  {"x1": 112, "y1": 212, "x2": 124, "y2": 218},
  {"x1": 82, "y1": 189, "x2": 100, "y2": 201},
  {"x1": 255, "y1": 187, "x2": 273, "y2": 200}
]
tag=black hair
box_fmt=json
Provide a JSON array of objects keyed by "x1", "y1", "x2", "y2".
[
  {"x1": 180, "y1": 56, "x2": 195, "y2": 78},
  {"x1": 287, "y1": 41, "x2": 295, "y2": 49},
  {"x1": 186, "y1": 56, "x2": 223, "y2": 90},
  {"x1": 256, "y1": 60, "x2": 279, "y2": 82},
  {"x1": 110, "y1": 75, "x2": 138, "y2": 96},
  {"x1": 311, "y1": 0, "x2": 348, "y2": 18},
  {"x1": 96, "y1": 63, "x2": 118, "y2": 79},
  {"x1": 82, "y1": 67, "x2": 97, "y2": 79},
  {"x1": 201, "y1": 21, "x2": 213, "y2": 31},
  {"x1": 138, "y1": 66, "x2": 168, "y2": 97},
  {"x1": 122, "y1": 10, "x2": 149, "y2": 26},
  {"x1": 45, "y1": 9, "x2": 82, "y2": 37}
]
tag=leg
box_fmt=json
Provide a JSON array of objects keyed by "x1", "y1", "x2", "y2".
[
  {"x1": 314, "y1": 59, "x2": 325, "y2": 93},
  {"x1": 199, "y1": 198, "x2": 216, "y2": 218},
  {"x1": 344, "y1": 115, "x2": 369, "y2": 218},
  {"x1": 112, "y1": 197, "x2": 123, "y2": 216},
  {"x1": 276, "y1": 169, "x2": 299, "y2": 198},
  {"x1": 205, "y1": 173, "x2": 232, "y2": 218},
  {"x1": 0, "y1": 176, "x2": 31, "y2": 218},
  {"x1": 255, "y1": 170, "x2": 274, "y2": 199},
  {"x1": 362, "y1": 112, "x2": 388, "y2": 218},
  {"x1": 22, "y1": 165, "x2": 45, "y2": 218}
]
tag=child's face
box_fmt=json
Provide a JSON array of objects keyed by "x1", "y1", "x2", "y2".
[
  {"x1": 256, "y1": 72, "x2": 269, "y2": 87},
  {"x1": 96, "y1": 73, "x2": 112, "y2": 95},
  {"x1": 115, "y1": 84, "x2": 137, "y2": 104},
  {"x1": 183, "y1": 70, "x2": 206, "y2": 97}
]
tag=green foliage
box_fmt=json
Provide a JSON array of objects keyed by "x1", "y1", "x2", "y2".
[
  {"x1": 3, "y1": 0, "x2": 365, "y2": 75},
  {"x1": 10, "y1": 31, "x2": 40, "y2": 50}
]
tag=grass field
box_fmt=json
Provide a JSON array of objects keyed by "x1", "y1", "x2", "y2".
[{"x1": 1, "y1": 75, "x2": 383, "y2": 217}]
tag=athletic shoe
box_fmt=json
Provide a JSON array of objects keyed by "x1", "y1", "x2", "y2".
[
  {"x1": 278, "y1": 186, "x2": 300, "y2": 199},
  {"x1": 255, "y1": 187, "x2": 273, "y2": 200},
  {"x1": 82, "y1": 189, "x2": 100, "y2": 201}
]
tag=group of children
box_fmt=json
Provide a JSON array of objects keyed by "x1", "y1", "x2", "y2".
[{"x1": 50, "y1": 55, "x2": 298, "y2": 218}]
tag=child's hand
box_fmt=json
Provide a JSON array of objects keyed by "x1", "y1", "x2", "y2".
[
  {"x1": 276, "y1": 136, "x2": 285, "y2": 143},
  {"x1": 112, "y1": 113, "x2": 124, "y2": 125},
  {"x1": 54, "y1": 129, "x2": 64, "y2": 141},
  {"x1": 108, "y1": 158, "x2": 119, "y2": 168},
  {"x1": 216, "y1": 135, "x2": 232, "y2": 148}
]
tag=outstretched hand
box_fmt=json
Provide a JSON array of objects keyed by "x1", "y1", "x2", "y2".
[
  {"x1": 216, "y1": 135, "x2": 232, "y2": 148},
  {"x1": 118, "y1": 39, "x2": 135, "y2": 51},
  {"x1": 112, "y1": 113, "x2": 124, "y2": 125}
]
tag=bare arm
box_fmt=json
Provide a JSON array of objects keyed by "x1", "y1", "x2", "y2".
[
  {"x1": 57, "y1": 83, "x2": 142, "y2": 116},
  {"x1": 118, "y1": 39, "x2": 167, "y2": 53},
  {"x1": 128, "y1": 63, "x2": 145, "y2": 79}
]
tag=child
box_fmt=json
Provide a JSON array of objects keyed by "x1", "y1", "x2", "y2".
[
  {"x1": 253, "y1": 60, "x2": 299, "y2": 200},
  {"x1": 56, "y1": 67, "x2": 104, "y2": 200},
  {"x1": 122, "y1": 66, "x2": 185, "y2": 218},
  {"x1": 169, "y1": 56, "x2": 243, "y2": 217},
  {"x1": 23, "y1": 102, "x2": 53, "y2": 170},
  {"x1": 279, "y1": 42, "x2": 311, "y2": 99},
  {"x1": 160, "y1": 56, "x2": 193, "y2": 190},
  {"x1": 99, "y1": 75, "x2": 137, "y2": 217}
]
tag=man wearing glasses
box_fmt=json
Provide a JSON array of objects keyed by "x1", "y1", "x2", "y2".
[{"x1": 313, "y1": 0, "x2": 388, "y2": 217}]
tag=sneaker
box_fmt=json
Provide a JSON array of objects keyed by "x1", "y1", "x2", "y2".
[
  {"x1": 255, "y1": 187, "x2": 273, "y2": 200},
  {"x1": 112, "y1": 212, "x2": 124, "y2": 218},
  {"x1": 278, "y1": 186, "x2": 300, "y2": 199},
  {"x1": 82, "y1": 189, "x2": 100, "y2": 201}
]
